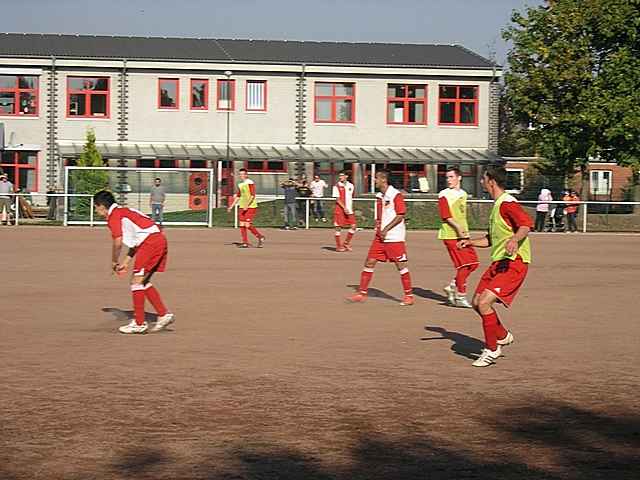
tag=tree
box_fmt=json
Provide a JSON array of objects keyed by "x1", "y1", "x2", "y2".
[
  {"x1": 71, "y1": 129, "x2": 109, "y2": 216},
  {"x1": 503, "y1": 0, "x2": 640, "y2": 197}
]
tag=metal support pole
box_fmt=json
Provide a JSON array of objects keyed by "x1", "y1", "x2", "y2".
[
  {"x1": 216, "y1": 160, "x2": 222, "y2": 209},
  {"x1": 208, "y1": 168, "x2": 214, "y2": 227},
  {"x1": 234, "y1": 203, "x2": 238, "y2": 229},
  {"x1": 582, "y1": 201, "x2": 588, "y2": 233},
  {"x1": 370, "y1": 163, "x2": 376, "y2": 193},
  {"x1": 14, "y1": 195, "x2": 19, "y2": 226},
  {"x1": 90, "y1": 196, "x2": 94, "y2": 227},
  {"x1": 63, "y1": 167, "x2": 69, "y2": 227},
  {"x1": 305, "y1": 198, "x2": 310, "y2": 229}
]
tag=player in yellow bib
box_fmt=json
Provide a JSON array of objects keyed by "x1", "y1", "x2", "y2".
[
  {"x1": 227, "y1": 168, "x2": 265, "y2": 248},
  {"x1": 458, "y1": 165, "x2": 533, "y2": 367}
]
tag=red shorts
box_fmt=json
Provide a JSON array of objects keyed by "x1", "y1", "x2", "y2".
[
  {"x1": 474, "y1": 257, "x2": 529, "y2": 307},
  {"x1": 334, "y1": 207, "x2": 356, "y2": 227},
  {"x1": 443, "y1": 240, "x2": 479, "y2": 269},
  {"x1": 133, "y1": 233, "x2": 168, "y2": 277},
  {"x1": 239, "y1": 208, "x2": 257, "y2": 222},
  {"x1": 367, "y1": 238, "x2": 408, "y2": 263}
]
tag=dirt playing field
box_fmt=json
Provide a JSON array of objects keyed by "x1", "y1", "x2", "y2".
[{"x1": 1, "y1": 226, "x2": 639, "y2": 479}]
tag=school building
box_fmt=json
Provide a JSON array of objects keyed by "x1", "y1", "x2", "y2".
[{"x1": 0, "y1": 32, "x2": 506, "y2": 204}]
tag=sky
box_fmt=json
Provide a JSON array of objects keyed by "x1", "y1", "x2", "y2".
[{"x1": 0, "y1": 0, "x2": 543, "y2": 65}]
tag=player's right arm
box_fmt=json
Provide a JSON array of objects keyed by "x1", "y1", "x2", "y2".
[
  {"x1": 227, "y1": 189, "x2": 240, "y2": 212},
  {"x1": 438, "y1": 196, "x2": 468, "y2": 238},
  {"x1": 458, "y1": 235, "x2": 490, "y2": 249}
]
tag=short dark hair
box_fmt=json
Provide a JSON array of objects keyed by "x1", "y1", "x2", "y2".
[
  {"x1": 339, "y1": 170, "x2": 348, "y2": 176},
  {"x1": 239, "y1": 168, "x2": 248, "y2": 174},
  {"x1": 446, "y1": 166, "x2": 462, "y2": 177},
  {"x1": 93, "y1": 190, "x2": 116, "y2": 208},
  {"x1": 376, "y1": 169, "x2": 391, "y2": 183},
  {"x1": 483, "y1": 164, "x2": 507, "y2": 188}
]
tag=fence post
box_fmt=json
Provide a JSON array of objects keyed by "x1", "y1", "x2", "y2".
[
  {"x1": 90, "y1": 196, "x2": 95, "y2": 227},
  {"x1": 373, "y1": 198, "x2": 377, "y2": 221},
  {"x1": 305, "y1": 198, "x2": 310, "y2": 230},
  {"x1": 14, "y1": 195, "x2": 19, "y2": 226},
  {"x1": 582, "y1": 201, "x2": 587, "y2": 233}
]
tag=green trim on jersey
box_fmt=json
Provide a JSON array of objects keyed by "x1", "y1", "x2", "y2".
[
  {"x1": 489, "y1": 192, "x2": 531, "y2": 263},
  {"x1": 438, "y1": 188, "x2": 470, "y2": 240}
]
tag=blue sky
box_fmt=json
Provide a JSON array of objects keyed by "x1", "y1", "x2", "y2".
[{"x1": 0, "y1": 0, "x2": 542, "y2": 64}]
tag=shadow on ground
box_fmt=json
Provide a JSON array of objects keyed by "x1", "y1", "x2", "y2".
[
  {"x1": 346, "y1": 285, "x2": 400, "y2": 302},
  {"x1": 422, "y1": 325, "x2": 484, "y2": 360},
  {"x1": 102, "y1": 307, "x2": 158, "y2": 323}
]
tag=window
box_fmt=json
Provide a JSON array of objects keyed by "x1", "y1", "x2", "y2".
[
  {"x1": 590, "y1": 170, "x2": 612, "y2": 195},
  {"x1": 314, "y1": 82, "x2": 355, "y2": 123},
  {"x1": 0, "y1": 75, "x2": 38, "y2": 116},
  {"x1": 158, "y1": 78, "x2": 179, "y2": 109},
  {"x1": 437, "y1": 164, "x2": 478, "y2": 195},
  {"x1": 245, "y1": 160, "x2": 286, "y2": 172},
  {"x1": 0, "y1": 151, "x2": 37, "y2": 191},
  {"x1": 190, "y1": 160, "x2": 208, "y2": 168},
  {"x1": 190, "y1": 79, "x2": 208, "y2": 110},
  {"x1": 438, "y1": 85, "x2": 478, "y2": 125},
  {"x1": 67, "y1": 77, "x2": 109, "y2": 117},
  {"x1": 136, "y1": 159, "x2": 178, "y2": 168},
  {"x1": 315, "y1": 162, "x2": 352, "y2": 189},
  {"x1": 387, "y1": 84, "x2": 427, "y2": 124},
  {"x1": 246, "y1": 80, "x2": 267, "y2": 111},
  {"x1": 505, "y1": 169, "x2": 524, "y2": 194},
  {"x1": 365, "y1": 163, "x2": 426, "y2": 193},
  {"x1": 217, "y1": 79, "x2": 235, "y2": 110}
]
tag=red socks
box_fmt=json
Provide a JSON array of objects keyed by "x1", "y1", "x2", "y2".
[
  {"x1": 399, "y1": 268, "x2": 413, "y2": 295},
  {"x1": 455, "y1": 264, "x2": 478, "y2": 294},
  {"x1": 248, "y1": 225, "x2": 262, "y2": 239},
  {"x1": 240, "y1": 226, "x2": 248, "y2": 244},
  {"x1": 481, "y1": 311, "x2": 508, "y2": 351},
  {"x1": 145, "y1": 284, "x2": 168, "y2": 316},
  {"x1": 335, "y1": 232, "x2": 342, "y2": 249},
  {"x1": 345, "y1": 228, "x2": 355, "y2": 245},
  {"x1": 359, "y1": 268, "x2": 374, "y2": 294},
  {"x1": 131, "y1": 285, "x2": 146, "y2": 326}
]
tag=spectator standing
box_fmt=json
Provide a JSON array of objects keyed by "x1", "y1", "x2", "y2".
[
  {"x1": 563, "y1": 190, "x2": 580, "y2": 232},
  {"x1": 149, "y1": 177, "x2": 167, "y2": 225},
  {"x1": 0, "y1": 173, "x2": 14, "y2": 225},
  {"x1": 295, "y1": 177, "x2": 312, "y2": 227},
  {"x1": 281, "y1": 178, "x2": 298, "y2": 230},
  {"x1": 535, "y1": 188, "x2": 553, "y2": 232},
  {"x1": 310, "y1": 174, "x2": 328, "y2": 222}
]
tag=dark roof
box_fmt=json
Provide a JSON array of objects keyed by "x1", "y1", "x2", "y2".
[{"x1": 0, "y1": 33, "x2": 497, "y2": 69}]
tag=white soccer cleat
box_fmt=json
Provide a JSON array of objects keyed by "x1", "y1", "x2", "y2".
[
  {"x1": 455, "y1": 295, "x2": 473, "y2": 308},
  {"x1": 150, "y1": 313, "x2": 175, "y2": 333},
  {"x1": 472, "y1": 346, "x2": 502, "y2": 367},
  {"x1": 497, "y1": 331, "x2": 514, "y2": 346},
  {"x1": 443, "y1": 284, "x2": 456, "y2": 305},
  {"x1": 118, "y1": 320, "x2": 148, "y2": 334}
]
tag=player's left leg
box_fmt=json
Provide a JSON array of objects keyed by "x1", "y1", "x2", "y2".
[
  {"x1": 343, "y1": 221, "x2": 356, "y2": 251},
  {"x1": 454, "y1": 263, "x2": 479, "y2": 308},
  {"x1": 471, "y1": 290, "x2": 508, "y2": 367},
  {"x1": 119, "y1": 273, "x2": 149, "y2": 334},
  {"x1": 238, "y1": 220, "x2": 250, "y2": 248},
  {"x1": 394, "y1": 259, "x2": 414, "y2": 306},
  {"x1": 347, "y1": 257, "x2": 377, "y2": 302}
]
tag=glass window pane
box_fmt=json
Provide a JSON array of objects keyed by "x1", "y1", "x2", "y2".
[
  {"x1": 387, "y1": 84, "x2": 404, "y2": 98},
  {"x1": 388, "y1": 101, "x2": 405, "y2": 122},
  {"x1": 68, "y1": 78, "x2": 85, "y2": 90},
  {"x1": 316, "y1": 99, "x2": 332, "y2": 121},
  {"x1": 158, "y1": 160, "x2": 175, "y2": 168},
  {"x1": 440, "y1": 86, "x2": 457, "y2": 99},
  {"x1": 336, "y1": 99, "x2": 353, "y2": 121},
  {"x1": 440, "y1": 102, "x2": 456, "y2": 123},
  {"x1": 0, "y1": 75, "x2": 17, "y2": 88},
  {"x1": 267, "y1": 161, "x2": 284, "y2": 171},
  {"x1": 335, "y1": 83, "x2": 353, "y2": 96},
  {"x1": 18, "y1": 168, "x2": 36, "y2": 191},
  {"x1": 138, "y1": 159, "x2": 155, "y2": 168},
  {"x1": 93, "y1": 78, "x2": 109, "y2": 91},
  {"x1": 459, "y1": 86, "x2": 477, "y2": 99},
  {"x1": 69, "y1": 94, "x2": 86, "y2": 116},
  {"x1": 247, "y1": 81, "x2": 265, "y2": 110},
  {"x1": 1, "y1": 152, "x2": 15, "y2": 164},
  {"x1": 317, "y1": 161, "x2": 331, "y2": 172},
  {"x1": 460, "y1": 102, "x2": 476, "y2": 124},
  {"x1": 19, "y1": 92, "x2": 37, "y2": 114},
  {"x1": 0, "y1": 92, "x2": 15, "y2": 114},
  {"x1": 408, "y1": 102, "x2": 424, "y2": 123},
  {"x1": 90, "y1": 94, "x2": 107, "y2": 116},
  {"x1": 18, "y1": 76, "x2": 37, "y2": 89},
  {"x1": 17, "y1": 152, "x2": 36, "y2": 165},
  {"x1": 190, "y1": 160, "x2": 207, "y2": 168},
  {"x1": 248, "y1": 161, "x2": 263, "y2": 171},
  {"x1": 160, "y1": 81, "x2": 177, "y2": 107},
  {"x1": 191, "y1": 81, "x2": 207, "y2": 108},
  {"x1": 408, "y1": 85, "x2": 426, "y2": 98},
  {"x1": 506, "y1": 171, "x2": 522, "y2": 190},
  {"x1": 315, "y1": 83, "x2": 333, "y2": 96}
]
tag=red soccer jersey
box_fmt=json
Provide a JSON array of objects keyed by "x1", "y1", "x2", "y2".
[
  {"x1": 499, "y1": 201, "x2": 534, "y2": 231},
  {"x1": 107, "y1": 204, "x2": 161, "y2": 248}
]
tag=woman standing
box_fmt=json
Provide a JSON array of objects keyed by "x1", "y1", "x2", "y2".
[{"x1": 535, "y1": 188, "x2": 553, "y2": 232}]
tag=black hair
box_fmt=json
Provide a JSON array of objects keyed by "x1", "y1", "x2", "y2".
[
  {"x1": 93, "y1": 190, "x2": 116, "y2": 208},
  {"x1": 483, "y1": 164, "x2": 507, "y2": 188},
  {"x1": 376, "y1": 169, "x2": 391, "y2": 183},
  {"x1": 239, "y1": 168, "x2": 248, "y2": 174},
  {"x1": 446, "y1": 166, "x2": 462, "y2": 177}
]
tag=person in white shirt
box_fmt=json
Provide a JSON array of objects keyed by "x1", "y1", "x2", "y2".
[
  {"x1": 0, "y1": 174, "x2": 14, "y2": 225},
  {"x1": 310, "y1": 174, "x2": 328, "y2": 222},
  {"x1": 346, "y1": 170, "x2": 414, "y2": 306}
]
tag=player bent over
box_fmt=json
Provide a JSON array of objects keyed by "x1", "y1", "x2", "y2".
[
  {"x1": 94, "y1": 190, "x2": 174, "y2": 334},
  {"x1": 438, "y1": 166, "x2": 479, "y2": 308},
  {"x1": 332, "y1": 170, "x2": 357, "y2": 252},
  {"x1": 347, "y1": 170, "x2": 414, "y2": 306},
  {"x1": 227, "y1": 168, "x2": 265, "y2": 248},
  {"x1": 458, "y1": 165, "x2": 533, "y2": 367}
]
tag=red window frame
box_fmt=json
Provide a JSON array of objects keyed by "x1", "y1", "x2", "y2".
[
  {"x1": 190, "y1": 79, "x2": 208, "y2": 110},
  {"x1": 314, "y1": 82, "x2": 356, "y2": 124},
  {"x1": 363, "y1": 163, "x2": 426, "y2": 193},
  {"x1": 158, "y1": 78, "x2": 179, "y2": 110},
  {"x1": 0, "y1": 75, "x2": 39, "y2": 116},
  {"x1": 315, "y1": 162, "x2": 353, "y2": 190},
  {"x1": 438, "y1": 85, "x2": 479, "y2": 126},
  {"x1": 67, "y1": 77, "x2": 110, "y2": 118},
  {"x1": 136, "y1": 159, "x2": 178, "y2": 168},
  {"x1": 245, "y1": 80, "x2": 267, "y2": 111},
  {"x1": 244, "y1": 160, "x2": 287, "y2": 173},
  {"x1": 217, "y1": 79, "x2": 236, "y2": 111},
  {"x1": 0, "y1": 151, "x2": 38, "y2": 191},
  {"x1": 386, "y1": 84, "x2": 427, "y2": 125}
]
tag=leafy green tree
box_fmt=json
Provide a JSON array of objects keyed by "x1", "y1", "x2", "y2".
[
  {"x1": 71, "y1": 129, "x2": 109, "y2": 217},
  {"x1": 503, "y1": 0, "x2": 640, "y2": 198}
]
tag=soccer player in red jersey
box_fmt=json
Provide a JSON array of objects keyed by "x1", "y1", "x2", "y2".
[
  {"x1": 94, "y1": 190, "x2": 174, "y2": 334},
  {"x1": 347, "y1": 170, "x2": 414, "y2": 306},
  {"x1": 458, "y1": 165, "x2": 533, "y2": 367},
  {"x1": 227, "y1": 168, "x2": 265, "y2": 248},
  {"x1": 332, "y1": 171, "x2": 357, "y2": 252}
]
